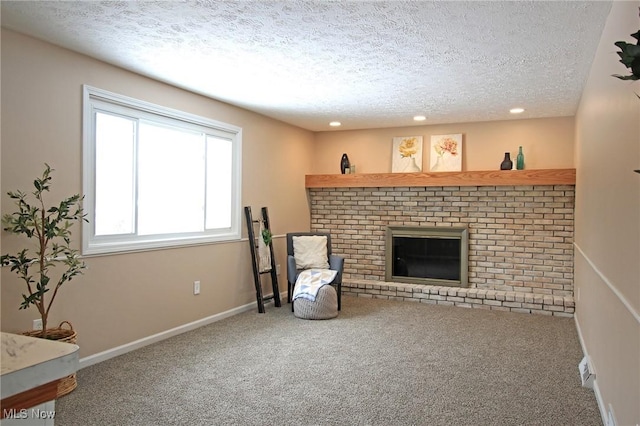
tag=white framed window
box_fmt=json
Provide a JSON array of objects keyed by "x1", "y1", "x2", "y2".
[{"x1": 82, "y1": 85, "x2": 242, "y2": 255}]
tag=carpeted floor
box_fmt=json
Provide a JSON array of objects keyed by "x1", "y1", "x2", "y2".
[{"x1": 55, "y1": 296, "x2": 602, "y2": 425}]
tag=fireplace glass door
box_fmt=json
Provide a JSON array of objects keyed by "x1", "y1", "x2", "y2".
[{"x1": 385, "y1": 226, "x2": 468, "y2": 287}]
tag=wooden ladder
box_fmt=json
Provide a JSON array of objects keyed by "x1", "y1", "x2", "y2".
[{"x1": 244, "y1": 206, "x2": 281, "y2": 313}]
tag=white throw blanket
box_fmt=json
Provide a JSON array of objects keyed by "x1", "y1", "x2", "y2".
[{"x1": 292, "y1": 269, "x2": 337, "y2": 302}]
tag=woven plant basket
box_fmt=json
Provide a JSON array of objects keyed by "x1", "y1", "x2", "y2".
[{"x1": 22, "y1": 321, "x2": 78, "y2": 397}]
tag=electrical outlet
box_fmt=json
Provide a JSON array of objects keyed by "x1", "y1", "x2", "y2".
[
  {"x1": 33, "y1": 319, "x2": 43, "y2": 330},
  {"x1": 193, "y1": 280, "x2": 200, "y2": 295},
  {"x1": 276, "y1": 264, "x2": 281, "y2": 275}
]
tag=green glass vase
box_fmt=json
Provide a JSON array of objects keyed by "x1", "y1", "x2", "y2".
[{"x1": 516, "y1": 146, "x2": 525, "y2": 170}]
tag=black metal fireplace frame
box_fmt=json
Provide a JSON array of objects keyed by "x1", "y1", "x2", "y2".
[{"x1": 385, "y1": 226, "x2": 469, "y2": 287}]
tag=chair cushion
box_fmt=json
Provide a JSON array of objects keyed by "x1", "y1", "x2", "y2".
[
  {"x1": 294, "y1": 284, "x2": 338, "y2": 320},
  {"x1": 292, "y1": 235, "x2": 329, "y2": 269}
]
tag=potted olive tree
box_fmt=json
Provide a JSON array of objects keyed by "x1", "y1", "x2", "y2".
[{"x1": 1, "y1": 164, "x2": 86, "y2": 339}]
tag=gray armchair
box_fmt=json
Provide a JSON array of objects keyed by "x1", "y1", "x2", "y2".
[{"x1": 286, "y1": 232, "x2": 344, "y2": 311}]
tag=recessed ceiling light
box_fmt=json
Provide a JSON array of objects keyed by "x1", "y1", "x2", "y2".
[
  {"x1": 510, "y1": 108, "x2": 525, "y2": 114},
  {"x1": 329, "y1": 121, "x2": 341, "y2": 127},
  {"x1": 413, "y1": 115, "x2": 426, "y2": 121}
]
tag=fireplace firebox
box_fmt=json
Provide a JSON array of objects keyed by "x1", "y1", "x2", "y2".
[{"x1": 385, "y1": 226, "x2": 468, "y2": 287}]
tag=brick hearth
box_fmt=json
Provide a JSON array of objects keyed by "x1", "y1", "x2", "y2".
[{"x1": 308, "y1": 184, "x2": 575, "y2": 316}]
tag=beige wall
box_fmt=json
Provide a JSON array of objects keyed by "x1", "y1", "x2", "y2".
[
  {"x1": 312, "y1": 117, "x2": 575, "y2": 174},
  {"x1": 1, "y1": 29, "x2": 314, "y2": 357},
  {"x1": 574, "y1": 2, "x2": 640, "y2": 425},
  {"x1": 3, "y1": 8, "x2": 639, "y2": 423}
]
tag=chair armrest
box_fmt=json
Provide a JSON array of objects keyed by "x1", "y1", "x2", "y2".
[
  {"x1": 329, "y1": 254, "x2": 344, "y2": 283},
  {"x1": 287, "y1": 255, "x2": 298, "y2": 284}
]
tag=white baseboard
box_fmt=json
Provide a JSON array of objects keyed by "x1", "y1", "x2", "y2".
[
  {"x1": 574, "y1": 312, "x2": 608, "y2": 426},
  {"x1": 79, "y1": 291, "x2": 288, "y2": 369}
]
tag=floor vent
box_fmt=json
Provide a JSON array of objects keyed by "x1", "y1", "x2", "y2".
[{"x1": 578, "y1": 356, "x2": 595, "y2": 389}]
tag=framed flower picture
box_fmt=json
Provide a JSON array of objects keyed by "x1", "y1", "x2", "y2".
[
  {"x1": 430, "y1": 134, "x2": 462, "y2": 172},
  {"x1": 392, "y1": 136, "x2": 423, "y2": 173}
]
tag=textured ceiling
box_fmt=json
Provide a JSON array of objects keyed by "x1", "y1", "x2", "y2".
[{"x1": 1, "y1": 1, "x2": 612, "y2": 131}]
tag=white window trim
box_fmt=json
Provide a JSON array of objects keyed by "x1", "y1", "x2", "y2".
[{"x1": 82, "y1": 85, "x2": 242, "y2": 255}]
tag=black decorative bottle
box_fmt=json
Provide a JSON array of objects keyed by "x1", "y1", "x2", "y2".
[
  {"x1": 340, "y1": 153, "x2": 351, "y2": 174},
  {"x1": 500, "y1": 152, "x2": 513, "y2": 170}
]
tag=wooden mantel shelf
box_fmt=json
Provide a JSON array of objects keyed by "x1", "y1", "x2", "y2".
[{"x1": 305, "y1": 168, "x2": 576, "y2": 188}]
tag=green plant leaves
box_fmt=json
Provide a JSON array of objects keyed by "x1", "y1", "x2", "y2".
[
  {"x1": 261, "y1": 228, "x2": 272, "y2": 246},
  {"x1": 1, "y1": 164, "x2": 87, "y2": 327},
  {"x1": 612, "y1": 11, "x2": 640, "y2": 81}
]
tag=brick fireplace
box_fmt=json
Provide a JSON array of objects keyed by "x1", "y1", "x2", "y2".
[{"x1": 307, "y1": 179, "x2": 576, "y2": 317}]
